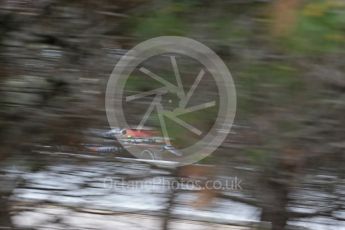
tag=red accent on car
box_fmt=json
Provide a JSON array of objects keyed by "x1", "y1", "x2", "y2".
[{"x1": 125, "y1": 129, "x2": 160, "y2": 138}]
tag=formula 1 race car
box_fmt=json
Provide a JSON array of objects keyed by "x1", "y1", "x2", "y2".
[{"x1": 84, "y1": 127, "x2": 182, "y2": 159}]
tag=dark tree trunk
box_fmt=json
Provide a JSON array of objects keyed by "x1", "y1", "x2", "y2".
[
  {"x1": 260, "y1": 173, "x2": 290, "y2": 230},
  {"x1": 161, "y1": 168, "x2": 179, "y2": 230},
  {"x1": 260, "y1": 185, "x2": 289, "y2": 229},
  {"x1": 161, "y1": 187, "x2": 177, "y2": 230},
  {"x1": 0, "y1": 191, "x2": 14, "y2": 229}
]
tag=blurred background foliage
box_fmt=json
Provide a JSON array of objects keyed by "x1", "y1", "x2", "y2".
[{"x1": 0, "y1": 0, "x2": 345, "y2": 229}]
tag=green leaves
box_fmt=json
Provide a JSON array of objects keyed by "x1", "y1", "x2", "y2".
[
  {"x1": 133, "y1": 2, "x2": 192, "y2": 39},
  {"x1": 281, "y1": 0, "x2": 345, "y2": 54},
  {"x1": 237, "y1": 63, "x2": 303, "y2": 114}
]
